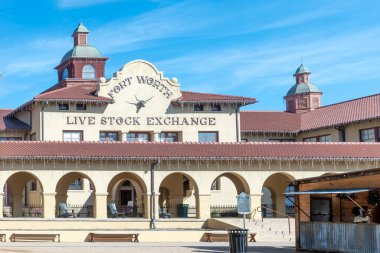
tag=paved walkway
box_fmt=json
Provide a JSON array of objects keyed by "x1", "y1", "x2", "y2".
[{"x1": 0, "y1": 242, "x2": 295, "y2": 253}]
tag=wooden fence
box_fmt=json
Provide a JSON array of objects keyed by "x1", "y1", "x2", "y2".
[{"x1": 300, "y1": 222, "x2": 380, "y2": 253}]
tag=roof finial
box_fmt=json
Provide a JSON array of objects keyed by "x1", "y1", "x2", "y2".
[{"x1": 300, "y1": 57, "x2": 303, "y2": 65}]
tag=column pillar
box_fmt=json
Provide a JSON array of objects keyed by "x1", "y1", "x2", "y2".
[
  {"x1": 13, "y1": 194, "x2": 24, "y2": 217},
  {"x1": 122, "y1": 132, "x2": 127, "y2": 141},
  {"x1": 94, "y1": 193, "x2": 108, "y2": 219},
  {"x1": 249, "y1": 193, "x2": 263, "y2": 220},
  {"x1": 42, "y1": 192, "x2": 56, "y2": 218},
  {"x1": 196, "y1": 193, "x2": 211, "y2": 219},
  {"x1": 154, "y1": 193, "x2": 160, "y2": 219},
  {"x1": 153, "y1": 132, "x2": 160, "y2": 142},
  {"x1": 275, "y1": 194, "x2": 287, "y2": 216},
  {"x1": 144, "y1": 193, "x2": 151, "y2": 219},
  {"x1": 0, "y1": 192, "x2": 3, "y2": 218}
]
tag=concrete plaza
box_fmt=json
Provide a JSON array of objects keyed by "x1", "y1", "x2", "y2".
[{"x1": 0, "y1": 241, "x2": 295, "y2": 253}]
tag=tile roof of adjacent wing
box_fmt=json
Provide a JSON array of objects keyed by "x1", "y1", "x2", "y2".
[
  {"x1": 0, "y1": 141, "x2": 379, "y2": 161},
  {"x1": 0, "y1": 109, "x2": 30, "y2": 131}
]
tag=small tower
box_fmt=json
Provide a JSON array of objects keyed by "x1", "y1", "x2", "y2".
[
  {"x1": 73, "y1": 22, "x2": 89, "y2": 47},
  {"x1": 284, "y1": 64, "x2": 322, "y2": 114},
  {"x1": 54, "y1": 23, "x2": 108, "y2": 82}
]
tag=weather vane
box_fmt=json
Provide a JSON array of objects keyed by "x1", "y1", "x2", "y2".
[{"x1": 127, "y1": 95, "x2": 153, "y2": 113}]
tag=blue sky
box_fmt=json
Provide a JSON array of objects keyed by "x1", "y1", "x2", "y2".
[{"x1": 1, "y1": 0, "x2": 380, "y2": 110}]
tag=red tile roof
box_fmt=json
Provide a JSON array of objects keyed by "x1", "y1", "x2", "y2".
[
  {"x1": 241, "y1": 93, "x2": 380, "y2": 133},
  {"x1": 0, "y1": 141, "x2": 379, "y2": 161},
  {"x1": 35, "y1": 83, "x2": 112, "y2": 102},
  {"x1": 175, "y1": 91, "x2": 256, "y2": 105},
  {"x1": 0, "y1": 110, "x2": 30, "y2": 131},
  {"x1": 300, "y1": 93, "x2": 380, "y2": 131},
  {"x1": 240, "y1": 111, "x2": 301, "y2": 133}
]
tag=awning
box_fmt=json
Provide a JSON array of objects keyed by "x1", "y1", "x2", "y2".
[{"x1": 284, "y1": 188, "x2": 373, "y2": 195}]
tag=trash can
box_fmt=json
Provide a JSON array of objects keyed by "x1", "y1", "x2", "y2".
[
  {"x1": 228, "y1": 229, "x2": 248, "y2": 253},
  {"x1": 177, "y1": 204, "x2": 189, "y2": 218}
]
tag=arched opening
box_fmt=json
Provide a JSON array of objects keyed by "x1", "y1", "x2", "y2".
[
  {"x1": 210, "y1": 173, "x2": 250, "y2": 218},
  {"x1": 55, "y1": 172, "x2": 95, "y2": 218},
  {"x1": 107, "y1": 172, "x2": 147, "y2": 218},
  {"x1": 3, "y1": 172, "x2": 43, "y2": 217},
  {"x1": 261, "y1": 173, "x2": 295, "y2": 218},
  {"x1": 159, "y1": 173, "x2": 199, "y2": 218},
  {"x1": 82, "y1": 64, "x2": 95, "y2": 79}
]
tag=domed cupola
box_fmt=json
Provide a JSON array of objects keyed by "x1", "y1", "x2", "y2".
[
  {"x1": 284, "y1": 64, "x2": 322, "y2": 114},
  {"x1": 55, "y1": 23, "x2": 108, "y2": 82}
]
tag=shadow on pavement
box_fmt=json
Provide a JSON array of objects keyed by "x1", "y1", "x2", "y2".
[{"x1": 184, "y1": 245, "x2": 296, "y2": 253}]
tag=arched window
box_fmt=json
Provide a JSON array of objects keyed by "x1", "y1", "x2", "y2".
[
  {"x1": 62, "y1": 68, "x2": 68, "y2": 79},
  {"x1": 82, "y1": 64, "x2": 95, "y2": 79}
]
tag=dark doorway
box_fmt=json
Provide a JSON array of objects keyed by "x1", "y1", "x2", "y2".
[{"x1": 120, "y1": 190, "x2": 132, "y2": 206}]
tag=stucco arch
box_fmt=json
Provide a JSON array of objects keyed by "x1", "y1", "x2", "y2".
[
  {"x1": 211, "y1": 172, "x2": 250, "y2": 194},
  {"x1": 4, "y1": 171, "x2": 44, "y2": 217},
  {"x1": 159, "y1": 172, "x2": 199, "y2": 218},
  {"x1": 5, "y1": 171, "x2": 44, "y2": 195},
  {"x1": 106, "y1": 172, "x2": 148, "y2": 217},
  {"x1": 159, "y1": 172, "x2": 199, "y2": 194},
  {"x1": 208, "y1": 172, "x2": 250, "y2": 217},
  {"x1": 55, "y1": 171, "x2": 96, "y2": 196},
  {"x1": 55, "y1": 171, "x2": 96, "y2": 217},
  {"x1": 261, "y1": 172, "x2": 295, "y2": 217},
  {"x1": 107, "y1": 172, "x2": 147, "y2": 196}
]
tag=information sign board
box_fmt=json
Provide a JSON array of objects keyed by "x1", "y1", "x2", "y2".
[{"x1": 237, "y1": 192, "x2": 251, "y2": 214}]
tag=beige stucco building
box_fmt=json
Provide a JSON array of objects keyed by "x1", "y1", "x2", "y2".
[{"x1": 1, "y1": 23, "x2": 380, "y2": 242}]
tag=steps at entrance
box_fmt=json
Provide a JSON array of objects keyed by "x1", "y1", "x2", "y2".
[{"x1": 216, "y1": 218, "x2": 295, "y2": 242}]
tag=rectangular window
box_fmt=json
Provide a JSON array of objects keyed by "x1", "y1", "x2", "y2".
[
  {"x1": 76, "y1": 103, "x2": 87, "y2": 110},
  {"x1": 241, "y1": 139, "x2": 248, "y2": 142},
  {"x1": 69, "y1": 179, "x2": 83, "y2": 190},
  {"x1": 298, "y1": 98, "x2": 307, "y2": 108},
  {"x1": 303, "y1": 135, "x2": 331, "y2": 142},
  {"x1": 194, "y1": 104, "x2": 204, "y2": 111},
  {"x1": 198, "y1": 132, "x2": 218, "y2": 142},
  {"x1": 360, "y1": 128, "x2": 377, "y2": 142},
  {"x1": 126, "y1": 132, "x2": 150, "y2": 142},
  {"x1": 211, "y1": 104, "x2": 222, "y2": 111},
  {"x1": 31, "y1": 180, "x2": 37, "y2": 191},
  {"x1": 0, "y1": 137, "x2": 22, "y2": 141},
  {"x1": 58, "y1": 103, "x2": 69, "y2": 110},
  {"x1": 99, "y1": 132, "x2": 118, "y2": 142},
  {"x1": 159, "y1": 132, "x2": 178, "y2": 142},
  {"x1": 63, "y1": 131, "x2": 83, "y2": 142},
  {"x1": 319, "y1": 135, "x2": 332, "y2": 142}
]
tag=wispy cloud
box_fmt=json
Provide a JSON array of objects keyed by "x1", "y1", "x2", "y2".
[
  {"x1": 90, "y1": 1, "x2": 341, "y2": 55},
  {"x1": 56, "y1": 0, "x2": 121, "y2": 9},
  {"x1": 155, "y1": 26, "x2": 380, "y2": 99}
]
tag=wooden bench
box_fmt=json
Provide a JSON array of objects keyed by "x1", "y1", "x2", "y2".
[
  {"x1": 0, "y1": 234, "x2": 6, "y2": 242},
  {"x1": 205, "y1": 232, "x2": 257, "y2": 243},
  {"x1": 205, "y1": 232, "x2": 229, "y2": 242},
  {"x1": 11, "y1": 233, "x2": 60, "y2": 242},
  {"x1": 90, "y1": 233, "x2": 139, "y2": 242}
]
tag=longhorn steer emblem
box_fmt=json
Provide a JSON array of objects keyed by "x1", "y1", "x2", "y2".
[{"x1": 127, "y1": 95, "x2": 153, "y2": 113}]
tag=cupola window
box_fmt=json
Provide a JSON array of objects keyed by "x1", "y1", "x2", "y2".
[
  {"x1": 62, "y1": 68, "x2": 69, "y2": 79},
  {"x1": 82, "y1": 64, "x2": 95, "y2": 79}
]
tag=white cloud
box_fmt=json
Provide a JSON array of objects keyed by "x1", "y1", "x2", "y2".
[{"x1": 154, "y1": 26, "x2": 380, "y2": 96}]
